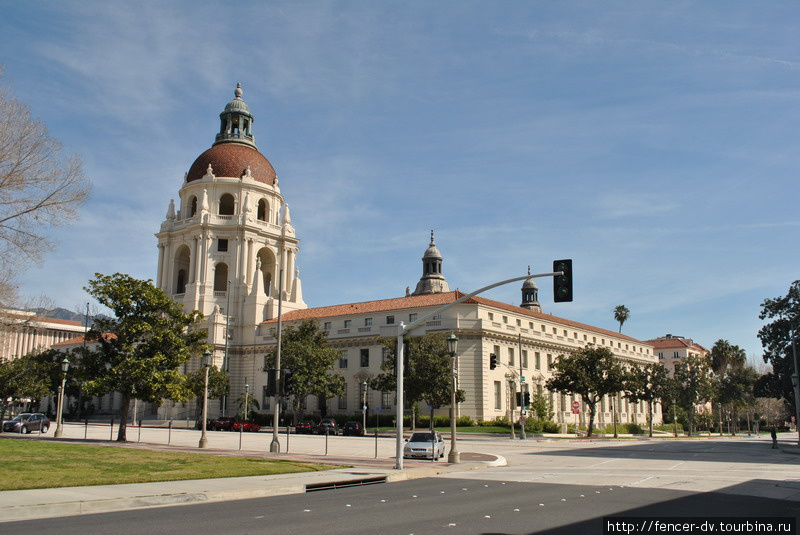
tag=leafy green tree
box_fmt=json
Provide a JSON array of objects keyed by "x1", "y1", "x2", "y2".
[
  {"x1": 0, "y1": 352, "x2": 52, "y2": 428},
  {"x1": 530, "y1": 388, "x2": 553, "y2": 422},
  {"x1": 758, "y1": 281, "x2": 800, "y2": 415},
  {"x1": 372, "y1": 333, "x2": 465, "y2": 424},
  {"x1": 82, "y1": 273, "x2": 208, "y2": 441},
  {"x1": 265, "y1": 319, "x2": 344, "y2": 422},
  {"x1": 545, "y1": 346, "x2": 625, "y2": 437},
  {"x1": 673, "y1": 354, "x2": 714, "y2": 436},
  {"x1": 709, "y1": 339, "x2": 748, "y2": 433},
  {"x1": 185, "y1": 365, "x2": 229, "y2": 418},
  {"x1": 235, "y1": 390, "x2": 260, "y2": 420},
  {"x1": 613, "y1": 305, "x2": 630, "y2": 334},
  {"x1": 622, "y1": 362, "x2": 670, "y2": 437}
]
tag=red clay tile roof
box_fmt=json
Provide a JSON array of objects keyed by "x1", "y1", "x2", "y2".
[
  {"x1": 186, "y1": 143, "x2": 277, "y2": 185},
  {"x1": 265, "y1": 291, "x2": 649, "y2": 345},
  {"x1": 52, "y1": 333, "x2": 116, "y2": 347}
]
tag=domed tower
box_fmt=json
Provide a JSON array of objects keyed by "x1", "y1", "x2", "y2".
[
  {"x1": 155, "y1": 83, "x2": 306, "y2": 343},
  {"x1": 412, "y1": 231, "x2": 450, "y2": 295},
  {"x1": 520, "y1": 266, "x2": 542, "y2": 313}
]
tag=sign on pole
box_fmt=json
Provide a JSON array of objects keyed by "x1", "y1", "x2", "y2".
[{"x1": 571, "y1": 400, "x2": 580, "y2": 414}]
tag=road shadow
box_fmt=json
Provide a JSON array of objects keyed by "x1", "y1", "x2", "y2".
[
  {"x1": 524, "y1": 437, "x2": 800, "y2": 465},
  {"x1": 480, "y1": 479, "x2": 800, "y2": 535}
]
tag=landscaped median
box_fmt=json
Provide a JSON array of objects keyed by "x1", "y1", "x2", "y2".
[{"x1": 0, "y1": 438, "x2": 341, "y2": 491}]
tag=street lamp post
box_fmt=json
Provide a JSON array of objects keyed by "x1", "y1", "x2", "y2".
[
  {"x1": 362, "y1": 381, "x2": 368, "y2": 433},
  {"x1": 199, "y1": 349, "x2": 211, "y2": 448},
  {"x1": 447, "y1": 333, "x2": 460, "y2": 464},
  {"x1": 54, "y1": 357, "x2": 69, "y2": 438},
  {"x1": 244, "y1": 383, "x2": 250, "y2": 421},
  {"x1": 790, "y1": 324, "x2": 800, "y2": 447}
]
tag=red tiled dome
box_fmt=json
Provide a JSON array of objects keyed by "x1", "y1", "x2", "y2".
[{"x1": 186, "y1": 143, "x2": 277, "y2": 185}]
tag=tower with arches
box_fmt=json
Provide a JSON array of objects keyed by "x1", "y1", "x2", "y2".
[{"x1": 155, "y1": 84, "x2": 306, "y2": 416}]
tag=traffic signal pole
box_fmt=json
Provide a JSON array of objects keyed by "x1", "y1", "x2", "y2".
[{"x1": 393, "y1": 269, "x2": 567, "y2": 470}]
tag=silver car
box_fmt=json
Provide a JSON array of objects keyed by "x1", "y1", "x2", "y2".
[
  {"x1": 2, "y1": 413, "x2": 50, "y2": 434},
  {"x1": 403, "y1": 431, "x2": 445, "y2": 460}
]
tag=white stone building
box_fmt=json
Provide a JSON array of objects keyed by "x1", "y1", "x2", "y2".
[{"x1": 145, "y1": 84, "x2": 663, "y2": 427}]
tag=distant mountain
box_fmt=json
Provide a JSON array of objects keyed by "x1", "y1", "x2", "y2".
[{"x1": 30, "y1": 307, "x2": 108, "y2": 326}]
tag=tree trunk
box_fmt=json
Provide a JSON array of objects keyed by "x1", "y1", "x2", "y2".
[
  {"x1": 648, "y1": 400, "x2": 653, "y2": 437},
  {"x1": 117, "y1": 392, "x2": 131, "y2": 442},
  {"x1": 586, "y1": 403, "x2": 596, "y2": 437},
  {"x1": 429, "y1": 406, "x2": 434, "y2": 430}
]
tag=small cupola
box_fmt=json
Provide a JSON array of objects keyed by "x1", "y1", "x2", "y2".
[
  {"x1": 412, "y1": 231, "x2": 450, "y2": 295},
  {"x1": 520, "y1": 266, "x2": 542, "y2": 312},
  {"x1": 215, "y1": 83, "x2": 256, "y2": 148}
]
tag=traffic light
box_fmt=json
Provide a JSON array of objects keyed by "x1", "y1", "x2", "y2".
[
  {"x1": 266, "y1": 369, "x2": 277, "y2": 397},
  {"x1": 515, "y1": 392, "x2": 523, "y2": 406},
  {"x1": 553, "y1": 259, "x2": 573, "y2": 303},
  {"x1": 489, "y1": 353, "x2": 497, "y2": 370},
  {"x1": 524, "y1": 391, "x2": 531, "y2": 407},
  {"x1": 282, "y1": 369, "x2": 294, "y2": 395}
]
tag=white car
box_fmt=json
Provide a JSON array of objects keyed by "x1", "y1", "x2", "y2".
[{"x1": 403, "y1": 431, "x2": 445, "y2": 460}]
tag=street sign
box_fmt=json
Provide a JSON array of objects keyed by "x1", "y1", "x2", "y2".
[
  {"x1": 571, "y1": 400, "x2": 580, "y2": 410},
  {"x1": 375, "y1": 407, "x2": 382, "y2": 413},
  {"x1": 520, "y1": 376, "x2": 525, "y2": 383},
  {"x1": 572, "y1": 408, "x2": 580, "y2": 414}
]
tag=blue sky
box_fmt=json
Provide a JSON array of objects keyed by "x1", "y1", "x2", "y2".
[{"x1": 2, "y1": 2, "x2": 799, "y2": 359}]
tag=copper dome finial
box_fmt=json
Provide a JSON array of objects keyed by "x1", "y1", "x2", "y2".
[{"x1": 234, "y1": 82, "x2": 242, "y2": 99}]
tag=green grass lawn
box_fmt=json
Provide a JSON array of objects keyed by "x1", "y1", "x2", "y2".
[{"x1": 0, "y1": 438, "x2": 340, "y2": 491}]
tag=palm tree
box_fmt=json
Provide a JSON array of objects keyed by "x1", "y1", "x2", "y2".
[{"x1": 614, "y1": 305, "x2": 630, "y2": 333}]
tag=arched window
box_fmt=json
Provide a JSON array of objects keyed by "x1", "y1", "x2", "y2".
[
  {"x1": 190, "y1": 196, "x2": 197, "y2": 217},
  {"x1": 176, "y1": 270, "x2": 187, "y2": 294},
  {"x1": 214, "y1": 263, "x2": 229, "y2": 292},
  {"x1": 219, "y1": 194, "x2": 235, "y2": 216},
  {"x1": 257, "y1": 199, "x2": 267, "y2": 221},
  {"x1": 173, "y1": 245, "x2": 191, "y2": 294}
]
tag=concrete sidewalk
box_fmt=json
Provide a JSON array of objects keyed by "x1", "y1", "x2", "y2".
[{"x1": 0, "y1": 443, "x2": 505, "y2": 523}]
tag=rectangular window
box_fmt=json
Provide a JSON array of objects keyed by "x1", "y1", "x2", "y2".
[
  {"x1": 324, "y1": 321, "x2": 331, "y2": 330},
  {"x1": 339, "y1": 350, "x2": 348, "y2": 369},
  {"x1": 488, "y1": 312, "x2": 494, "y2": 321},
  {"x1": 521, "y1": 350, "x2": 528, "y2": 369},
  {"x1": 338, "y1": 384, "x2": 347, "y2": 410},
  {"x1": 493, "y1": 345, "x2": 501, "y2": 364},
  {"x1": 263, "y1": 355, "x2": 269, "y2": 370},
  {"x1": 409, "y1": 313, "x2": 417, "y2": 322},
  {"x1": 360, "y1": 348, "x2": 370, "y2": 367},
  {"x1": 502, "y1": 316, "x2": 508, "y2": 324},
  {"x1": 365, "y1": 318, "x2": 373, "y2": 327},
  {"x1": 217, "y1": 239, "x2": 228, "y2": 252},
  {"x1": 516, "y1": 319, "x2": 521, "y2": 327},
  {"x1": 508, "y1": 347, "x2": 515, "y2": 367},
  {"x1": 386, "y1": 315, "x2": 395, "y2": 325},
  {"x1": 547, "y1": 354, "x2": 553, "y2": 370},
  {"x1": 535, "y1": 352, "x2": 541, "y2": 370},
  {"x1": 674, "y1": 351, "x2": 680, "y2": 358},
  {"x1": 659, "y1": 352, "x2": 664, "y2": 359},
  {"x1": 262, "y1": 386, "x2": 272, "y2": 409},
  {"x1": 541, "y1": 325, "x2": 546, "y2": 332},
  {"x1": 344, "y1": 319, "x2": 352, "y2": 328},
  {"x1": 381, "y1": 391, "x2": 392, "y2": 409},
  {"x1": 494, "y1": 381, "x2": 502, "y2": 410}
]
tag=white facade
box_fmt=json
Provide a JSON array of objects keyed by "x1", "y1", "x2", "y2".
[{"x1": 0, "y1": 310, "x2": 86, "y2": 362}]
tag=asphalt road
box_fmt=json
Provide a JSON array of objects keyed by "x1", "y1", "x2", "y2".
[{"x1": 3, "y1": 477, "x2": 798, "y2": 535}]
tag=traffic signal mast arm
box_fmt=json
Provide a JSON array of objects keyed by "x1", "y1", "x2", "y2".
[{"x1": 394, "y1": 268, "x2": 567, "y2": 470}]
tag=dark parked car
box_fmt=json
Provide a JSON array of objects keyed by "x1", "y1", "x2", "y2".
[
  {"x1": 315, "y1": 418, "x2": 339, "y2": 435},
  {"x1": 295, "y1": 421, "x2": 314, "y2": 434},
  {"x1": 342, "y1": 421, "x2": 365, "y2": 436},
  {"x1": 233, "y1": 420, "x2": 261, "y2": 432},
  {"x1": 195, "y1": 418, "x2": 213, "y2": 430},
  {"x1": 212, "y1": 416, "x2": 236, "y2": 431},
  {"x1": 3, "y1": 413, "x2": 50, "y2": 434}
]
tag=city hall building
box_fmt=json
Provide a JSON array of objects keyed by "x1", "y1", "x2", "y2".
[{"x1": 80, "y1": 84, "x2": 663, "y2": 427}]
